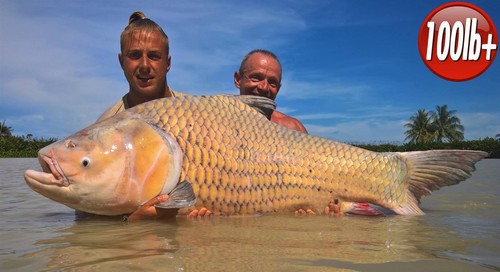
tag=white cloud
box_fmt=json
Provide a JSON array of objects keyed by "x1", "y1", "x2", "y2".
[
  {"x1": 280, "y1": 77, "x2": 371, "y2": 100},
  {"x1": 0, "y1": 3, "x2": 125, "y2": 125},
  {"x1": 1, "y1": 1, "x2": 498, "y2": 144},
  {"x1": 0, "y1": 1, "x2": 311, "y2": 138},
  {"x1": 306, "y1": 119, "x2": 406, "y2": 144},
  {"x1": 304, "y1": 111, "x2": 500, "y2": 144},
  {"x1": 461, "y1": 112, "x2": 500, "y2": 140}
]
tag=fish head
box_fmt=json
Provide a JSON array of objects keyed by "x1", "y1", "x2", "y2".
[{"x1": 24, "y1": 114, "x2": 182, "y2": 215}]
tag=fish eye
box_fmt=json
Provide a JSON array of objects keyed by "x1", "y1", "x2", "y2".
[{"x1": 82, "y1": 157, "x2": 91, "y2": 168}]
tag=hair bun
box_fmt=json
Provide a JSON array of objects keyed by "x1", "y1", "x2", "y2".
[{"x1": 129, "y1": 11, "x2": 146, "y2": 25}]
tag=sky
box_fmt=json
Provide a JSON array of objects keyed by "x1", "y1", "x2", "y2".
[{"x1": 1, "y1": 0, "x2": 499, "y2": 144}]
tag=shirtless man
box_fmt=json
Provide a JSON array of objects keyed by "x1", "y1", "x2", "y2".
[
  {"x1": 234, "y1": 49, "x2": 307, "y2": 133},
  {"x1": 231, "y1": 50, "x2": 379, "y2": 217}
]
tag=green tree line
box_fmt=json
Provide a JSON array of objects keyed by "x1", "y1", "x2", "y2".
[
  {"x1": 353, "y1": 137, "x2": 500, "y2": 158},
  {"x1": 354, "y1": 104, "x2": 500, "y2": 157},
  {"x1": 0, "y1": 120, "x2": 57, "y2": 157}
]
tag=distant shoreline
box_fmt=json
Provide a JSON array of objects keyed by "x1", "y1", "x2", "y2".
[{"x1": 2, "y1": 138, "x2": 499, "y2": 158}]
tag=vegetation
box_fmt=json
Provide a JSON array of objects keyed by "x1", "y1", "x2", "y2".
[
  {"x1": 366, "y1": 105, "x2": 498, "y2": 157},
  {"x1": 353, "y1": 137, "x2": 500, "y2": 158},
  {"x1": 1, "y1": 136, "x2": 57, "y2": 157},
  {"x1": 1, "y1": 120, "x2": 57, "y2": 157},
  {"x1": 404, "y1": 109, "x2": 433, "y2": 143},
  {"x1": 0, "y1": 120, "x2": 13, "y2": 138},
  {"x1": 404, "y1": 105, "x2": 464, "y2": 143}
]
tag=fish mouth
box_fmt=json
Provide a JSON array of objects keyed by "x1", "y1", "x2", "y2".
[{"x1": 33, "y1": 155, "x2": 70, "y2": 186}]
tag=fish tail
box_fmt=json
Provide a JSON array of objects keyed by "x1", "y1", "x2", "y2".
[{"x1": 393, "y1": 150, "x2": 488, "y2": 215}]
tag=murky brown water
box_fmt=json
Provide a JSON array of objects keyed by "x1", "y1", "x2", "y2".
[{"x1": 1, "y1": 158, "x2": 499, "y2": 271}]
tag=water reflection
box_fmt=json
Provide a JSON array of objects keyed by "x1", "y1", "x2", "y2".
[
  {"x1": 3, "y1": 158, "x2": 498, "y2": 271},
  {"x1": 18, "y1": 213, "x2": 475, "y2": 271},
  {"x1": 21, "y1": 219, "x2": 182, "y2": 271}
]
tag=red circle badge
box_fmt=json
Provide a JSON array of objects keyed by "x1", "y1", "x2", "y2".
[{"x1": 418, "y1": 2, "x2": 498, "y2": 81}]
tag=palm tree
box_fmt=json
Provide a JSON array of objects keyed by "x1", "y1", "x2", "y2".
[
  {"x1": 404, "y1": 109, "x2": 434, "y2": 143},
  {"x1": 429, "y1": 105, "x2": 464, "y2": 142},
  {"x1": 0, "y1": 120, "x2": 13, "y2": 138}
]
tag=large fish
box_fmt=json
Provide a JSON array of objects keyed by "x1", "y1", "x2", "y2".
[{"x1": 24, "y1": 95, "x2": 487, "y2": 216}]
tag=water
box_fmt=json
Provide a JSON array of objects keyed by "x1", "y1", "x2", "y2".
[{"x1": 1, "y1": 158, "x2": 499, "y2": 271}]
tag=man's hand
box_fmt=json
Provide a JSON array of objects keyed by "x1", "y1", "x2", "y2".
[{"x1": 126, "y1": 195, "x2": 178, "y2": 222}]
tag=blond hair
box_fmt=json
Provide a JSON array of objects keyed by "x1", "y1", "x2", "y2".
[{"x1": 120, "y1": 11, "x2": 169, "y2": 54}]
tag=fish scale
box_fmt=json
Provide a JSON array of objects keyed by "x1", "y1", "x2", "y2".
[{"x1": 130, "y1": 95, "x2": 425, "y2": 215}]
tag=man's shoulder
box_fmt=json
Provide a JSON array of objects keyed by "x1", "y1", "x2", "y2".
[
  {"x1": 272, "y1": 110, "x2": 298, "y2": 123},
  {"x1": 96, "y1": 95, "x2": 127, "y2": 122},
  {"x1": 272, "y1": 110, "x2": 290, "y2": 119},
  {"x1": 271, "y1": 110, "x2": 308, "y2": 133}
]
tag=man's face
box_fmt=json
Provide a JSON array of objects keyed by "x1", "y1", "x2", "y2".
[
  {"x1": 235, "y1": 53, "x2": 282, "y2": 100},
  {"x1": 119, "y1": 30, "x2": 170, "y2": 100}
]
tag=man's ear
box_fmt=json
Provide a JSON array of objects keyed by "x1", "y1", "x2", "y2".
[
  {"x1": 118, "y1": 53, "x2": 124, "y2": 69},
  {"x1": 166, "y1": 55, "x2": 171, "y2": 72},
  {"x1": 234, "y1": 71, "x2": 241, "y2": 89}
]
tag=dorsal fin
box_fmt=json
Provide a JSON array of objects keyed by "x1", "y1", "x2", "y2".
[{"x1": 230, "y1": 95, "x2": 277, "y2": 120}]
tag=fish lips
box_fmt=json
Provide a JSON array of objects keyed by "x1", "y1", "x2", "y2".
[{"x1": 25, "y1": 155, "x2": 69, "y2": 187}]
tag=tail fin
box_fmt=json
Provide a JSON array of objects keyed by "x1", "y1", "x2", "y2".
[{"x1": 393, "y1": 150, "x2": 488, "y2": 215}]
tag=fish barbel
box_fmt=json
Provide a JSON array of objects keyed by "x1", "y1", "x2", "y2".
[{"x1": 25, "y1": 95, "x2": 487, "y2": 216}]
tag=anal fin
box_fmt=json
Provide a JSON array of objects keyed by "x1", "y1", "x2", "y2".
[{"x1": 347, "y1": 203, "x2": 385, "y2": 216}]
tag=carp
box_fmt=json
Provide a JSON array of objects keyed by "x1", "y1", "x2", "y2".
[{"x1": 24, "y1": 95, "x2": 487, "y2": 216}]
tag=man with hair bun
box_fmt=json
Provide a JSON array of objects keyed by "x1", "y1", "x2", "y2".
[
  {"x1": 91, "y1": 11, "x2": 187, "y2": 220},
  {"x1": 97, "y1": 11, "x2": 186, "y2": 122}
]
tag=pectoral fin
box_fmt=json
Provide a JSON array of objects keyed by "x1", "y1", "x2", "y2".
[{"x1": 154, "y1": 180, "x2": 196, "y2": 209}]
